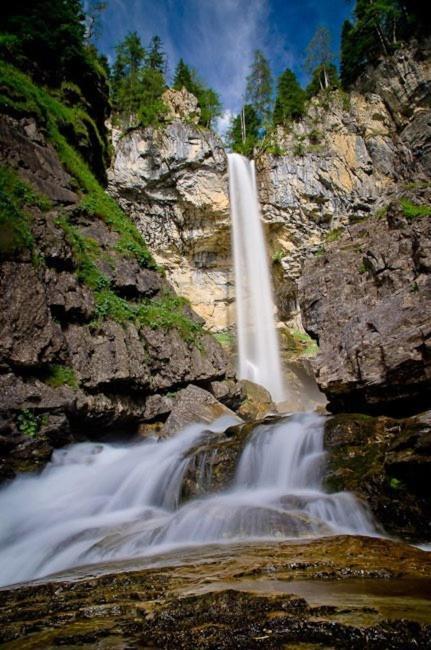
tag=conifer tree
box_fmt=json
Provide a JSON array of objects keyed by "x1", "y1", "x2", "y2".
[
  {"x1": 304, "y1": 26, "x2": 334, "y2": 91},
  {"x1": 147, "y1": 35, "x2": 166, "y2": 73},
  {"x1": 173, "y1": 59, "x2": 194, "y2": 90},
  {"x1": 227, "y1": 104, "x2": 260, "y2": 157},
  {"x1": 273, "y1": 69, "x2": 305, "y2": 126},
  {"x1": 245, "y1": 50, "x2": 273, "y2": 126}
]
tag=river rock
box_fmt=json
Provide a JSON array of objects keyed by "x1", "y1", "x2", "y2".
[
  {"x1": 324, "y1": 410, "x2": 431, "y2": 542},
  {"x1": 163, "y1": 385, "x2": 241, "y2": 436}
]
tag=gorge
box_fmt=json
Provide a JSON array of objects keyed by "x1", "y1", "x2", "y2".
[{"x1": 1, "y1": 1, "x2": 431, "y2": 647}]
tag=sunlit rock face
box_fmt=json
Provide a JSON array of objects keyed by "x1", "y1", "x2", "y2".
[
  {"x1": 108, "y1": 97, "x2": 233, "y2": 331},
  {"x1": 256, "y1": 45, "x2": 431, "y2": 321}
]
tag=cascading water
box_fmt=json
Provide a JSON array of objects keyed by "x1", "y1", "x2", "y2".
[
  {"x1": 228, "y1": 153, "x2": 285, "y2": 402},
  {"x1": 0, "y1": 413, "x2": 375, "y2": 587}
]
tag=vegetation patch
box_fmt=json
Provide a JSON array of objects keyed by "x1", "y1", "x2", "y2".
[
  {"x1": 17, "y1": 409, "x2": 47, "y2": 438},
  {"x1": 0, "y1": 165, "x2": 51, "y2": 257},
  {"x1": 45, "y1": 365, "x2": 78, "y2": 389},
  {"x1": 213, "y1": 331, "x2": 235, "y2": 348},
  {"x1": 325, "y1": 227, "x2": 343, "y2": 243},
  {"x1": 400, "y1": 198, "x2": 431, "y2": 220},
  {"x1": 283, "y1": 329, "x2": 318, "y2": 357}
]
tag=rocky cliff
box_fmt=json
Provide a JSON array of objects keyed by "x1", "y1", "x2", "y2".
[
  {"x1": 0, "y1": 73, "x2": 236, "y2": 482},
  {"x1": 108, "y1": 89, "x2": 233, "y2": 331},
  {"x1": 257, "y1": 44, "x2": 431, "y2": 320}
]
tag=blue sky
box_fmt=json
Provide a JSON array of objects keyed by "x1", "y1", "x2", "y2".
[{"x1": 93, "y1": 0, "x2": 353, "y2": 127}]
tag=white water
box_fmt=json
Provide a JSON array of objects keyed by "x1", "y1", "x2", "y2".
[
  {"x1": 0, "y1": 413, "x2": 375, "y2": 587},
  {"x1": 228, "y1": 153, "x2": 285, "y2": 402}
]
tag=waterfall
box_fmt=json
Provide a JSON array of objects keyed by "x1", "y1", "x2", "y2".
[
  {"x1": 0, "y1": 413, "x2": 375, "y2": 587},
  {"x1": 228, "y1": 153, "x2": 285, "y2": 402}
]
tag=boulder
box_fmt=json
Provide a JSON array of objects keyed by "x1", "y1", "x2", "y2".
[
  {"x1": 163, "y1": 385, "x2": 240, "y2": 436},
  {"x1": 237, "y1": 380, "x2": 275, "y2": 420}
]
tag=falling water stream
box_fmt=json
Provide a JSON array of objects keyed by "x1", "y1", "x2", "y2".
[
  {"x1": 0, "y1": 414, "x2": 375, "y2": 587},
  {"x1": 0, "y1": 153, "x2": 377, "y2": 588},
  {"x1": 228, "y1": 153, "x2": 285, "y2": 402}
]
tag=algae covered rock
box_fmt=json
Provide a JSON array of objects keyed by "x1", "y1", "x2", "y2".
[{"x1": 324, "y1": 410, "x2": 431, "y2": 542}]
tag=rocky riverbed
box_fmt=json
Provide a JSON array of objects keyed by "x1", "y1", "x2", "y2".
[{"x1": 1, "y1": 536, "x2": 430, "y2": 648}]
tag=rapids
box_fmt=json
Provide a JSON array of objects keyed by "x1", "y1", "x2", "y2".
[{"x1": 0, "y1": 412, "x2": 375, "y2": 587}]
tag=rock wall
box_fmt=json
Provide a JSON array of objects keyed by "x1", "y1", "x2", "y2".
[
  {"x1": 0, "y1": 111, "x2": 236, "y2": 482},
  {"x1": 108, "y1": 90, "x2": 233, "y2": 331},
  {"x1": 299, "y1": 194, "x2": 431, "y2": 414}
]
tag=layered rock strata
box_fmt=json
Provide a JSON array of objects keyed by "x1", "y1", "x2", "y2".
[
  {"x1": 0, "y1": 112, "x2": 234, "y2": 482},
  {"x1": 108, "y1": 89, "x2": 233, "y2": 331},
  {"x1": 299, "y1": 194, "x2": 431, "y2": 413}
]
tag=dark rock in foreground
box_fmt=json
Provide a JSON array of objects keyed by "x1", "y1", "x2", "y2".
[
  {"x1": 324, "y1": 410, "x2": 431, "y2": 542},
  {"x1": 0, "y1": 536, "x2": 430, "y2": 649}
]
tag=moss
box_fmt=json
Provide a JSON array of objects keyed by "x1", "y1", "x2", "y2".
[
  {"x1": 94, "y1": 289, "x2": 203, "y2": 342},
  {"x1": 213, "y1": 331, "x2": 235, "y2": 348},
  {"x1": 0, "y1": 62, "x2": 155, "y2": 272},
  {"x1": 283, "y1": 329, "x2": 318, "y2": 357},
  {"x1": 44, "y1": 365, "x2": 78, "y2": 388},
  {"x1": 271, "y1": 249, "x2": 285, "y2": 264},
  {"x1": 400, "y1": 198, "x2": 431, "y2": 220},
  {"x1": 0, "y1": 165, "x2": 51, "y2": 257},
  {"x1": 325, "y1": 227, "x2": 343, "y2": 243}
]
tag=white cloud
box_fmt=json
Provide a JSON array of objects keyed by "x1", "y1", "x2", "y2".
[{"x1": 214, "y1": 109, "x2": 234, "y2": 139}]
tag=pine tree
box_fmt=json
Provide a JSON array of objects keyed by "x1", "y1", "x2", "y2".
[
  {"x1": 111, "y1": 32, "x2": 145, "y2": 115},
  {"x1": 273, "y1": 69, "x2": 305, "y2": 126},
  {"x1": 227, "y1": 105, "x2": 260, "y2": 157},
  {"x1": 173, "y1": 59, "x2": 194, "y2": 91},
  {"x1": 147, "y1": 35, "x2": 166, "y2": 73},
  {"x1": 245, "y1": 50, "x2": 273, "y2": 126},
  {"x1": 304, "y1": 26, "x2": 333, "y2": 90}
]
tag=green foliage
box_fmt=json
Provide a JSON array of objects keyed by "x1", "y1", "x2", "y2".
[
  {"x1": 283, "y1": 329, "x2": 318, "y2": 357},
  {"x1": 213, "y1": 331, "x2": 235, "y2": 348},
  {"x1": 111, "y1": 32, "x2": 167, "y2": 127},
  {"x1": 340, "y1": 1, "x2": 429, "y2": 88},
  {"x1": 273, "y1": 68, "x2": 305, "y2": 126},
  {"x1": 94, "y1": 289, "x2": 203, "y2": 342},
  {"x1": 308, "y1": 128, "x2": 322, "y2": 144},
  {"x1": 0, "y1": 0, "x2": 109, "y2": 141},
  {"x1": 0, "y1": 165, "x2": 51, "y2": 257},
  {"x1": 17, "y1": 409, "x2": 43, "y2": 437},
  {"x1": 45, "y1": 365, "x2": 78, "y2": 388},
  {"x1": 272, "y1": 249, "x2": 285, "y2": 264},
  {"x1": 245, "y1": 50, "x2": 273, "y2": 126},
  {"x1": 227, "y1": 104, "x2": 261, "y2": 156},
  {"x1": 325, "y1": 227, "x2": 343, "y2": 242},
  {"x1": 172, "y1": 58, "x2": 222, "y2": 128},
  {"x1": 400, "y1": 198, "x2": 431, "y2": 220},
  {"x1": 306, "y1": 63, "x2": 340, "y2": 99},
  {"x1": 304, "y1": 26, "x2": 338, "y2": 97}
]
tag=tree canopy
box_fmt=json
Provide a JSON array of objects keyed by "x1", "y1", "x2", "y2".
[
  {"x1": 273, "y1": 68, "x2": 305, "y2": 126},
  {"x1": 245, "y1": 50, "x2": 273, "y2": 126},
  {"x1": 172, "y1": 58, "x2": 222, "y2": 128},
  {"x1": 227, "y1": 105, "x2": 260, "y2": 157}
]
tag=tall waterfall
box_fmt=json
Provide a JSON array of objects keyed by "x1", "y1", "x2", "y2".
[
  {"x1": 228, "y1": 153, "x2": 285, "y2": 402},
  {"x1": 0, "y1": 414, "x2": 375, "y2": 587}
]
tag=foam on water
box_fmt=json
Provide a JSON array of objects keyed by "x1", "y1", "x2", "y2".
[{"x1": 0, "y1": 413, "x2": 376, "y2": 587}]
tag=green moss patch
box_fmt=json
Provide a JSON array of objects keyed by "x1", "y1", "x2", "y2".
[
  {"x1": 0, "y1": 165, "x2": 51, "y2": 256},
  {"x1": 400, "y1": 198, "x2": 431, "y2": 220},
  {"x1": 44, "y1": 365, "x2": 78, "y2": 389}
]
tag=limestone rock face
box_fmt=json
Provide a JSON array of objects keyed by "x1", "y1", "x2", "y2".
[
  {"x1": 299, "y1": 196, "x2": 431, "y2": 413},
  {"x1": 257, "y1": 45, "x2": 430, "y2": 322},
  {"x1": 162, "y1": 87, "x2": 201, "y2": 124},
  {"x1": 108, "y1": 117, "x2": 233, "y2": 330}
]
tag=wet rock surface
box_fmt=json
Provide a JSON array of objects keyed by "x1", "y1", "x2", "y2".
[
  {"x1": 299, "y1": 197, "x2": 431, "y2": 414},
  {"x1": 0, "y1": 536, "x2": 430, "y2": 649},
  {"x1": 324, "y1": 411, "x2": 431, "y2": 542}
]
